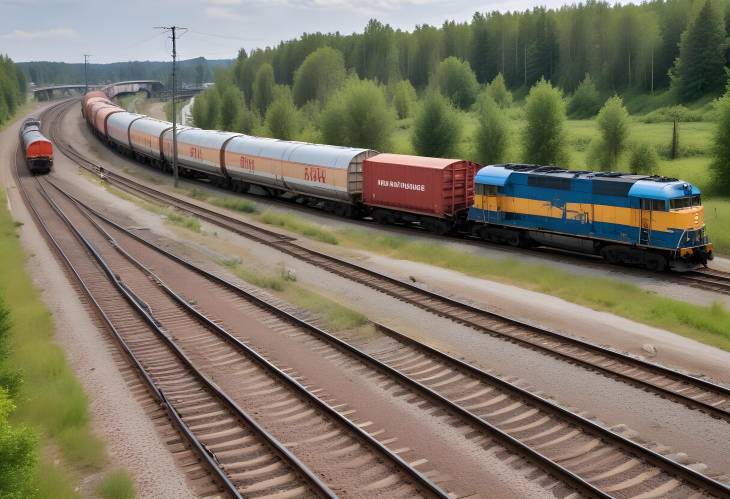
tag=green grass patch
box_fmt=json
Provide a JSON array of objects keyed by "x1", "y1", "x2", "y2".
[
  {"x1": 165, "y1": 212, "x2": 201, "y2": 232},
  {"x1": 258, "y1": 211, "x2": 338, "y2": 245},
  {"x1": 221, "y1": 258, "x2": 366, "y2": 331},
  {"x1": 0, "y1": 189, "x2": 115, "y2": 494},
  {"x1": 210, "y1": 196, "x2": 257, "y2": 214},
  {"x1": 98, "y1": 469, "x2": 135, "y2": 499}
]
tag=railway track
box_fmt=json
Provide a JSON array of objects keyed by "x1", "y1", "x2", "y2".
[
  {"x1": 46, "y1": 98, "x2": 730, "y2": 426},
  {"x1": 13, "y1": 145, "x2": 333, "y2": 498},
  {"x1": 53, "y1": 181, "x2": 730, "y2": 498},
  {"x1": 23, "y1": 100, "x2": 450, "y2": 498},
  {"x1": 684, "y1": 269, "x2": 730, "y2": 295}
]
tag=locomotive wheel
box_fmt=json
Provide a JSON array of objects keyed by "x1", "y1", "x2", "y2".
[
  {"x1": 600, "y1": 247, "x2": 621, "y2": 264},
  {"x1": 645, "y1": 254, "x2": 667, "y2": 272},
  {"x1": 506, "y1": 231, "x2": 521, "y2": 247}
]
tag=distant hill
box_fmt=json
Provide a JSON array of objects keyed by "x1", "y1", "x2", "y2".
[{"x1": 18, "y1": 57, "x2": 233, "y2": 87}]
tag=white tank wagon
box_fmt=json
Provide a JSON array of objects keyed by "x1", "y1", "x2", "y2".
[
  {"x1": 161, "y1": 128, "x2": 238, "y2": 180},
  {"x1": 222, "y1": 136, "x2": 376, "y2": 205},
  {"x1": 106, "y1": 112, "x2": 144, "y2": 149}
]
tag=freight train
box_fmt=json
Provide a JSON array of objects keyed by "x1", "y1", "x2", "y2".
[
  {"x1": 82, "y1": 91, "x2": 713, "y2": 271},
  {"x1": 19, "y1": 118, "x2": 53, "y2": 174}
]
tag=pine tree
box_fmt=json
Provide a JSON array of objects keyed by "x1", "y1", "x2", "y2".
[
  {"x1": 486, "y1": 73, "x2": 512, "y2": 108},
  {"x1": 671, "y1": 0, "x2": 727, "y2": 101},
  {"x1": 522, "y1": 79, "x2": 567, "y2": 165},
  {"x1": 711, "y1": 91, "x2": 730, "y2": 194},
  {"x1": 567, "y1": 74, "x2": 602, "y2": 118},
  {"x1": 411, "y1": 92, "x2": 462, "y2": 158},
  {"x1": 593, "y1": 96, "x2": 630, "y2": 170},
  {"x1": 474, "y1": 93, "x2": 509, "y2": 165},
  {"x1": 252, "y1": 63, "x2": 275, "y2": 116}
]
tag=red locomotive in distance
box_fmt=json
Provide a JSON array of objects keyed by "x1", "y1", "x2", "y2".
[{"x1": 19, "y1": 118, "x2": 53, "y2": 174}]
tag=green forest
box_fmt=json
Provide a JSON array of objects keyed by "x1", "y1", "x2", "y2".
[
  {"x1": 18, "y1": 57, "x2": 232, "y2": 87},
  {"x1": 0, "y1": 55, "x2": 27, "y2": 127}
]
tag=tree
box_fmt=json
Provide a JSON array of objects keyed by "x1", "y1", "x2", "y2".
[
  {"x1": 293, "y1": 47, "x2": 346, "y2": 107},
  {"x1": 486, "y1": 73, "x2": 512, "y2": 108},
  {"x1": 671, "y1": 0, "x2": 727, "y2": 101},
  {"x1": 711, "y1": 91, "x2": 730, "y2": 194},
  {"x1": 191, "y1": 94, "x2": 208, "y2": 128},
  {"x1": 567, "y1": 74, "x2": 602, "y2": 118},
  {"x1": 205, "y1": 90, "x2": 221, "y2": 129},
  {"x1": 321, "y1": 78, "x2": 395, "y2": 150},
  {"x1": 411, "y1": 92, "x2": 462, "y2": 158},
  {"x1": 253, "y1": 63, "x2": 275, "y2": 116},
  {"x1": 220, "y1": 86, "x2": 245, "y2": 131},
  {"x1": 474, "y1": 93, "x2": 509, "y2": 165},
  {"x1": 392, "y1": 80, "x2": 417, "y2": 119},
  {"x1": 432, "y1": 56, "x2": 479, "y2": 109},
  {"x1": 629, "y1": 143, "x2": 659, "y2": 174},
  {"x1": 522, "y1": 79, "x2": 567, "y2": 165},
  {"x1": 265, "y1": 89, "x2": 298, "y2": 140},
  {"x1": 592, "y1": 96, "x2": 630, "y2": 170}
]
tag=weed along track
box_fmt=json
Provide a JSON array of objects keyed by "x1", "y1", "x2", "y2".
[
  {"x1": 49, "y1": 98, "x2": 730, "y2": 424},
  {"x1": 50, "y1": 181, "x2": 730, "y2": 498}
]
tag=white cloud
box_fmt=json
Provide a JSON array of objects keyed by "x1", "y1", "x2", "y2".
[
  {"x1": 202, "y1": 0, "x2": 241, "y2": 5},
  {"x1": 1, "y1": 27, "x2": 77, "y2": 39}
]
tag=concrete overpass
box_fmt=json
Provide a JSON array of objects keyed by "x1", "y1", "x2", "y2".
[
  {"x1": 33, "y1": 84, "x2": 103, "y2": 100},
  {"x1": 33, "y1": 80, "x2": 165, "y2": 101}
]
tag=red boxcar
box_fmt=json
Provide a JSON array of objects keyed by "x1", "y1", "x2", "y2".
[{"x1": 362, "y1": 154, "x2": 477, "y2": 233}]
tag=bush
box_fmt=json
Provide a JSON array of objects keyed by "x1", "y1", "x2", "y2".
[
  {"x1": 392, "y1": 80, "x2": 417, "y2": 119},
  {"x1": 711, "y1": 91, "x2": 730, "y2": 194},
  {"x1": 522, "y1": 79, "x2": 567, "y2": 165},
  {"x1": 191, "y1": 94, "x2": 208, "y2": 128},
  {"x1": 320, "y1": 78, "x2": 394, "y2": 150},
  {"x1": 220, "y1": 86, "x2": 245, "y2": 131},
  {"x1": 629, "y1": 143, "x2": 659, "y2": 174},
  {"x1": 432, "y1": 57, "x2": 479, "y2": 110},
  {"x1": 293, "y1": 47, "x2": 346, "y2": 107},
  {"x1": 252, "y1": 63, "x2": 275, "y2": 116},
  {"x1": 638, "y1": 105, "x2": 704, "y2": 123},
  {"x1": 411, "y1": 92, "x2": 462, "y2": 158},
  {"x1": 568, "y1": 74, "x2": 603, "y2": 118},
  {"x1": 264, "y1": 88, "x2": 298, "y2": 140},
  {"x1": 98, "y1": 469, "x2": 135, "y2": 499},
  {"x1": 473, "y1": 93, "x2": 509, "y2": 165},
  {"x1": 486, "y1": 73, "x2": 512, "y2": 108},
  {"x1": 594, "y1": 96, "x2": 630, "y2": 170},
  {"x1": 0, "y1": 389, "x2": 36, "y2": 498}
]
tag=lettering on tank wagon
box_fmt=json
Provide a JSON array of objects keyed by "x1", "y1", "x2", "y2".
[
  {"x1": 239, "y1": 155, "x2": 255, "y2": 172},
  {"x1": 190, "y1": 145, "x2": 203, "y2": 160},
  {"x1": 304, "y1": 167, "x2": 327, "y2": 183},
  {"x1": 377, "y1": 179, "x2": 426, "y2": 192}
]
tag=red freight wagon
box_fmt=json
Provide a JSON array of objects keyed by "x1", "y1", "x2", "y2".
[{"x1": 362, "y1": 153, "x2": 477, "y2": 233}]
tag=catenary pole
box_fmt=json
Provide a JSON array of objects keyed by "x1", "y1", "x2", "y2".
[
  {"x1": 83, "y1": 55, "x2": 90, "y2": 94},
  {"x1": 155, "y1": 26, "x2": 187, "y2": 187}
]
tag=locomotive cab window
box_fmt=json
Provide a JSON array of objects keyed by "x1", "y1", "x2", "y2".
[
  {"x1": 476, "y1": 184, "x2": 498, "y2": 195},
  {"x1": 670, "y1": 196, "x2": 699, "y2": 210},
  {"x1": 640, "y1": 199, "x2": 666, "y2": 211}
]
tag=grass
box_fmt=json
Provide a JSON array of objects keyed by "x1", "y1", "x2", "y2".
[
  {"x1": 258, "y1": 211, "x2": 339, "y2": 245},
  {"x1": 210, "y1": 196, "x2": 257, "y2": 214},
  {"x1": 0, "y1": 189, "x2": 115, "y2": 493},
  {"x1": 166, "y1": 212, "x2": 201, "y2": 232},
  {"x1": 221, "y1": 258, "x2": 367, "y2": 331},
  {"x1": 704, "y1": 198, "x2": 730, "y2": 254},
  {"x1": 98, "y1": 469, "x2": 135, "y2": 499}
]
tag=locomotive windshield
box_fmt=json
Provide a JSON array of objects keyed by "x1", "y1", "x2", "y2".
[{"x1": 669, "y1": 195, "x2": 701, "y2": 210}]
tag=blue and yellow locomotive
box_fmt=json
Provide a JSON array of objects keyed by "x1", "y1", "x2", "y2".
[{"x1": 468, "y1": 165, "x2": 713, "y2": 271}]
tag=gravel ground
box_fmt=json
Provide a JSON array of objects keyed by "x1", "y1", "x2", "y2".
[
  {"x1": 60, "y1": 102, "x2": 730, "y2": 481},
  {"x1": 0, "y1": 102, "x2": 196, "y2": 498}
]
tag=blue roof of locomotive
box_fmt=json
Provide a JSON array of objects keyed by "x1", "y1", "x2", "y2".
[{"x1": 475, "y1": 164, "x2": 701, "y2": 199}]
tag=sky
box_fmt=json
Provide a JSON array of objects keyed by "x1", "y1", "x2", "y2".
[{"x1": 0, "y1": 0, "x2": 574, "y2": 64}]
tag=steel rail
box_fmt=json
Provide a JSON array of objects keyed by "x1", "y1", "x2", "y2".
[
  {"x1": 45, "y1": 180, "x2": 449, "y2": 499},
  {"x1": 70, "y1": 187, "x2": 730, "y2": 498}
]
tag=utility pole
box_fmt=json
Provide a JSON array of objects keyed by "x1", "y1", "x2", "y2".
[
  {"x1": 155, "y1": 26, "x2": 187, "y2": 187},
  {"x1": 83, "y1": 54, "x2": 90, "y2": 94}
]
